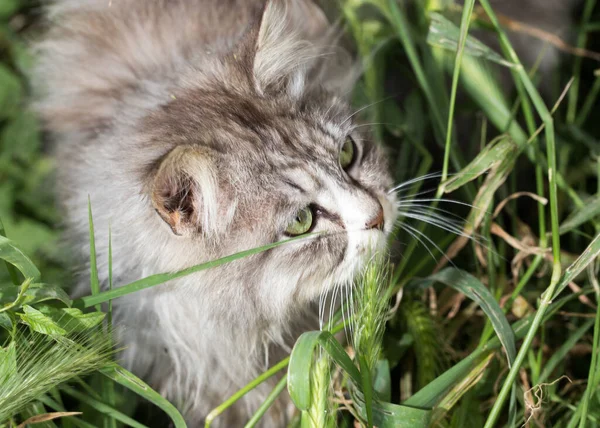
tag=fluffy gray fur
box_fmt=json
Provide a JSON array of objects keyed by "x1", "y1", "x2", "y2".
[{"x1": 33, "y1": 0, "x2": 397, "y2": 425}]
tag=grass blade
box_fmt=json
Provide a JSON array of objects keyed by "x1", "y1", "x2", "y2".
[
  {"x1": 559, "y1": 195, "x2": 600, "y2": 234},
  {"x1": 100, "y1": 365, "x2": 186, "y2": 428},
  {"x1": 427, "y1": 13, "x2": 516, "y2": 68},
  {"x1": 244, "y1": 375, "x2": 287, "y2": 428},
  {"x1": 59, "y1": 385, "x2": 148, "y2": 428},
  {"x1": 87, "y1": 199, "x2": 101, "y2": 313},
  {"x1": 554, "y1": 232, "x2": 600, "y2": 298},
  {"x1": 288, "y1": 331, "x2": 320, "y2": 411},
  {"x1": 77, "y1": 234, "x2": 319, "y2": 308},
  {"x1": 428, "y1": 268, "x2": 516, "y2": 365}
]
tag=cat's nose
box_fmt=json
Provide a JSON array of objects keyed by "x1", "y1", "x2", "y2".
[{"x1": 366, "y1": 206, "x2": 384, "y2": 231}]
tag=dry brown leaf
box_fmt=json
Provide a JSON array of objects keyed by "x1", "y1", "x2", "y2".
[
  {"x1": 493, "y1": 192, "x2": 548, "y2": 219},
  {"x1": 472, "y1": 6, "x2": 600, "y2": 62},
  {"x1": 490, "y1": 223, "x2": 546, "y2": 256},
  {"x1": 17, "y1": 412, "x2": 82, "y2": 428}
]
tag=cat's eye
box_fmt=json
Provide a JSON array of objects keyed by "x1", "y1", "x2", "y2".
[
  {"x1": 339, "y1": 136, "x2": 356, "y2": 170},
  {"x1": 285, "y1": 206, "x2": 313, "y2": 236}
]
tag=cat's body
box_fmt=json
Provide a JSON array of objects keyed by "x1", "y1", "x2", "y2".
[{"x1": 34, "y1": 1, "x2": 396, "y2": 425}]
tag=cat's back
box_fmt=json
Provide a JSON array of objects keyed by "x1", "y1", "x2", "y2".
[{"x1": 34, "y1": 0, "x2": 263, "y2": 135}]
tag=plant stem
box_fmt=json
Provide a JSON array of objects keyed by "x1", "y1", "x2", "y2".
[
  {"x1": 479, "y1": 0, "x2": 562, "y2": 425},
  {"x1": 243, "y1": 376, "x2": 288, "y2": 428},
  {"x1": 205, "y1": 358, "x2": 290, "y2": 428}
]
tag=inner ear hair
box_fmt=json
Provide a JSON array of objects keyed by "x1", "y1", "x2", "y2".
[
  {"x1": 150, "y1": 146, "x2": 218, "y2": 237},
  {"x1": 249, "y1": 0, "x2": 331, "y2": 95}
]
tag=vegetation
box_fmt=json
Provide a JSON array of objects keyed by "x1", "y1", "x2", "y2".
[{"x1": 2, "y1": 0, "x2": 600, "y2": 426}]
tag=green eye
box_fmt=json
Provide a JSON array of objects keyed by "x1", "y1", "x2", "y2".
[
  {"x1": 285, "y1": 206, "x2": 313, "y2": 236},
  {"x1": 339, "y1": 136, "x2": 356, "y2": 170}
]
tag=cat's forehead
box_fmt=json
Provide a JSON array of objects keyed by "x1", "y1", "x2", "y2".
[{"x1": 148, "y1": 86, "x2": 354, "y2": 164}]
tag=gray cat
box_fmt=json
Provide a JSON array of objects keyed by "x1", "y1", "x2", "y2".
[
  {"x1": 33, "y1": 0, "x2": 580, "y2": 426},
  {"x1": 33, "y1": 0, "x2": 397, "y2": 425}
]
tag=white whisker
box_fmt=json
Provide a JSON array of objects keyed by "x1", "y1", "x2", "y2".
[
  {"x1": 341, "y1": 97, "x2": 393, "y2": 125},
  {"x1": 388, "y1": 172, "x2": 447, "y2": 193},
  {"x1": 397, "y1": 198, "x2": 485, "y2": 212},
  {"x1": 396, "y1": 224, "x2": 440, "y2": 264},
  {"x1": 400, "y1": 223, "x2": 457, "y2": 267},
  {"x1": 397, "y1": 204, "x2": 472, "y2": 224},
  {"x1": 398, "y1": 212, "x2": 471, "y2": 238},
  {"x1": 389, "y1": 172, "x2": 485, "y2": 195}
]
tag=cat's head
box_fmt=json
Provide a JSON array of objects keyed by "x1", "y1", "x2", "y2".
[{"x1": 142, "y1": 0, "x2": 397, "y2": 317}]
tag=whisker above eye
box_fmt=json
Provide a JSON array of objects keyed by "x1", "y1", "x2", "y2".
[
  {"x1": 348, "y1": 122, "x2": 391, "y2": 131},
  {"x1": 388, "y1": 172, "x2": 448, "y2": 193},
  {"x1": 340, "y1": 96, "x2": 395, "y2": 125}
]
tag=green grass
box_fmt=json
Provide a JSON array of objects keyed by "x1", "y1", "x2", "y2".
[{"x1": 2, "y1": 0, "x2": 600, "y2": 426}]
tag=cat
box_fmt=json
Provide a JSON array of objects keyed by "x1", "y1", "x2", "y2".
[{"x1": 33, "y1": 0, "x2": 398, "y2": 426}]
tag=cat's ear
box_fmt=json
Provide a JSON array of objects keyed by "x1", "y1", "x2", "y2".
[
  {"x1": 249, "y1": 0, "x2": 331, "y2": 95},
  {"x1": 150, "y1": 146, "x2": 219, "y2": 237}
]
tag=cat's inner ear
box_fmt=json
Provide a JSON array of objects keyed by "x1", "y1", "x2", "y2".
[
  {"x1": 250, "y1": 0, "x2": 330, "y2": 95},
  {"x1": 150, "y1": 146, "x2": 218, "y2": 237}
]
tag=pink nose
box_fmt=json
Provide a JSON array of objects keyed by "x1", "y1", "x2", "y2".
[{"x1": 366, "y1": 207, "x2": 384, "y2": 231}]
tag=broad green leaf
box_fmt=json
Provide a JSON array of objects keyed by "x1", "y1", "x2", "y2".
[
  {"x1": 428, "y1": 268, "x2": 516, "y2": 366},
  {"x1": 24, "y1": 284, "x2": 71, "y2": 307},
  {"x1": 40, "y1": 307, "x2": 105, "y2": 333},
  {"x1": 404, "y1": 349, "x2": 489, "y2": 408},
  {"x1": 317, "y1": 332, "x2": 362, "y2": 385},
  {"x1": 371, "y1": 402, "x2": 431, "y2": 428},
  {"x1": 441, "y1": 135, "x2": 516, "y2": 193},
  {"x1": 18, "y1": 305, "x2": 66, "y2": 336},
  {"x1": 432, "y1": 353, "x2": 494, "y2": 422},
  {"x1": 0, "y1": 283, "x2": 71, "y2": 309},
  {"x1": 288, "y1": 330, "x2": 362, "y2": 411},
  {"x1": 101, "y1": 365, "x2": 186, "y2": 428},
  {"x1": 427, "y1": 13, "x2": 516, "y2": 68},
  {"x1": 559, "y1": 195, "x2": 600, "y2": 234},
  {"x1": 288, "y1": 331, "x2": 320, "y2": 411},
  {"x1": 0, "y1": 235, "x2": 41, "y2": 282},
  {"x1": 354, "y1": 391, "x2": 432, "y2": 428}
]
